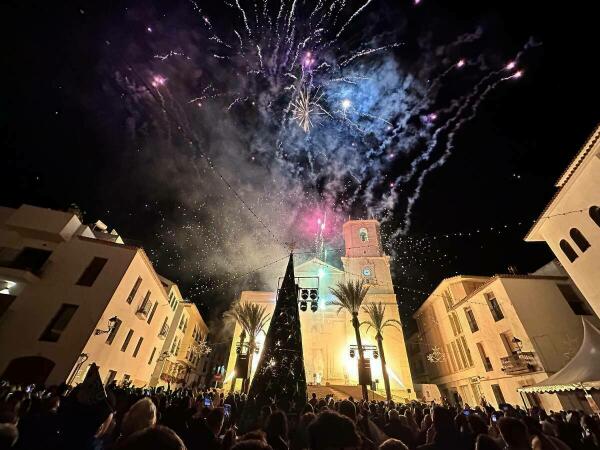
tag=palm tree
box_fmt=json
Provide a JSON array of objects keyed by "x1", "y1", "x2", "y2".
[
  {"x1": 361, "y1": 302, "x2": 402, "y2": 401},
  {"x1": 224, "y1": 302, "x2": 270, "y2": 393},
  {"x1": 330, "y1": 279, "x2": 370, "y2": 400}
]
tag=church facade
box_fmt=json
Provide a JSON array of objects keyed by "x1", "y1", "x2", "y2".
[{"x1": 224, "y1": 219, "x2": 415, "y2": 401}]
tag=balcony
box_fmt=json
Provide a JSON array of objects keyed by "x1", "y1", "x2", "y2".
[
  {"x1": 158, "y1": 324, "x2": 170, "y2": 340},
  {"x1": 0, "y1": 247, "x2": 53, "y2": 282},
  {"x1": 500, "y1": 351, "x2": 539, "y2": 375},
  {"x1": 136, "y1": 300, "x2": 152, "y2": 320}
]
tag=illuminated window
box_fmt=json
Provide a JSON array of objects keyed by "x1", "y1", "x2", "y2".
[{"x1": 359, "y1": 227, "x2": 369, "y2": 242}]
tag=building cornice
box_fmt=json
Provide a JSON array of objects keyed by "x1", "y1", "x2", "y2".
[{"x1": 525, "y1": 123, "x2": 600, "y2": 241}]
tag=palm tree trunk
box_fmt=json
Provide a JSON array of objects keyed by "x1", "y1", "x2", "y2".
[
  {"x1": 352, "y1": 313, "x2": 369, "y2": 401},
  {"x1": 243, "y1": 337, "x2": 256, "y2": 394},
  {"x1": 377, "y1": 334, "x2": 392, "y2": 401},
  {"x1": 232, "y1": 330, "x2": 246, "y2": 393}
]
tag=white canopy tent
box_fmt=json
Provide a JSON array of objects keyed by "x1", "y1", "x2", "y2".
[{"x1": 519, "y1": 317, "x2": 600, "y2": 394}]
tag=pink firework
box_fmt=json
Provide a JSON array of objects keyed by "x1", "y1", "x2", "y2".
[
  {"x1": 151, "y1": 75, "x2": 167, "y2": 87},
  {"x1": 457, "y1": 59, "x2": 465, "y2": 68},
  {"x1": 505, "y1": 61, "x2": 516, "y2": 70}
]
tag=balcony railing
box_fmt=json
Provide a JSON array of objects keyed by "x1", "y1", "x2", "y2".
[
  {"x1": 136, "y1": 300, "x2": 152, "y2": 320},
  {"x1": 500, "y1": 351, "x2": 539, "y2": 375},
  {"x1": 158, "y1": 324, "x2": 170, "y2": 339}
]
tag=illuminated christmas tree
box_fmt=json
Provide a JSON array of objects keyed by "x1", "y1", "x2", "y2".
[{"x1": 241, "y1": 253, "x2": 306, "y2": 425}]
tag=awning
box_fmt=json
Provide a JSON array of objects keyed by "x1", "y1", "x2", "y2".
[{"x1": 519, "y1": 317, "x2": 600, "y2": 393}]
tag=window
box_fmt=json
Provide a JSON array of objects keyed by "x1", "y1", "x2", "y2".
[
  {"x1": 500, "y1": 331, "x2": 517, "y2": 355},
  {"x1": 442, "y1": 290, "x2": 453, "y2": 312},
  {"x1": 132, "y1": 337, "x2": 143, "y2": 357},
  {"x1": 148, "y1": 347, "x2": 157, "y2": 365},
  {"x1": 121, "y1": 329, "x2": 134, "y2": 352},
  {"x1": 105, "y1": 370, "x2": 117, "y2": 385},
  {"x1": 450, "y1": 312, "x2": 462, "y2": 336},
  {"x1": 454, "y1": 339, "x2": 468, "y2": 368},
  {"x1": 451, "y1": 341, "x2": 464, "y2": 370},
  {"x1": 491, "y1": 384, "x2": 506, "y2": 406},
  {"x1": 590, "y1": 206, "x2": 600, "y2": 227},
  {"x1": 171, "y1": 337, "x2": 179, "y2": 355},
  {"x1": 179, "y1": 316, "x2": 186, "y2": 330},
  {"x1": 76, "y1": 257, "x2": 108, "y2": 286},
  {"x1": 570, "y1": 228, "x2": 590, "y2": 252},
  {"x1": 446, "y1": 344, "x2": 457, "y2": 372},
  {"x1": 485, "y1": 292, "x2": 504, "y2": 321},
  {"x1": 127, "y1": 277, "x2": 142, "y2": 304},
  {"x1": 359, "y1": 227, "x2": 369, "y2": 242},
  {"x1": 560, "y1": 239, "x2": 578, "y2": 263},
  {"x1": 477, "y1": 343, "x2": 493, "y2": 371},
  {"x1": 147, "y1": 302, "x2": 158, "y2": 324},
  {"x1": 557, "y1": 283, "x2": 593, "y2": 315},
  {"x1": 39, "y1": 304, "x2": 78, "y2": 342},
  {"x1": 460, "y1": 336, "x2": 474, "y2": 366},
  {"x1": 106, "y1": 318, "x2": 122, "y2": 345},
  {"x1": 464, "y1": 307, "x2": 479, "y2": 332},
  {"x1": 12, "y1": 247, "x2": 52, "y2": 274}
]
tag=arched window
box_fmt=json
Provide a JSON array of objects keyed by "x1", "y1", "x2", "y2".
[
  {"x1": 559, "y1": 239, "x2": 578, "y2": 263},
  {"x1": 359, "y1": 227, "x2": 369, "y2": 242},
  {"x1": 590, "y1": 206, "x2": 600, "y2": 227},
  {"x1": 570, "y1": 228, "x2": 590, "y2": 252}
]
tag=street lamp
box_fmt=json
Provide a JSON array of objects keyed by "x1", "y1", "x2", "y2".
[{"x1": 94, "y1": 316, "x2": 119, "y2": 335}]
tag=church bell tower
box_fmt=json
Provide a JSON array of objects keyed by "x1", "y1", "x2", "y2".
[{"x1": 341, "y1": 219, "x2": 394, "y2": 293}]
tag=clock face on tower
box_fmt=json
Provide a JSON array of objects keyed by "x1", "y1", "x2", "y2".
[{"x1": 362, "y1": 267, "x2": 372, "y2": 277}]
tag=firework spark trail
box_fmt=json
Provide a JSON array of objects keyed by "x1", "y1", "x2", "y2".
[
  {"x1": 235, "y1": 0, "x2": 253, "y2": 36},
  {"x1": 309, "y1": 0, "x2": 326, "y2": 24},
  {"x1": 335, "y1": 0, "x2": 375, "y2": 39},
  {"x1": 392, "y1": 72, "x2": 522, "y2": 235},
  {"x1": 286, "y1": 0, "x2": 298, "y2": 33},
  {"x1": 340, "y1": 43, "x2": 403, "y2": 66},
  {"x1": 154, "y1": 51, "x2": 190, "y2": 61},
  {"x1": 234, "y1": 30, "x2": 245, "y2": 56},
  {"x1": 257, "y1": 45, "x2": 264, "y2": 69}
]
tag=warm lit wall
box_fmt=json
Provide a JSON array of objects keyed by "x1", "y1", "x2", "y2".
[
  {"x1": 73, "y1": 249, "x2": 175, "y2": 386},
  {"x1": 224, "y1": 256, "x2": 415, "y2": 399},
  {"x1": 414, "y1": 274, "x2": 598, "y2": 411},
  {"x1": 526, "y1": 126, "x2": 600, "y2": 317},
  {"x1": 0, "y1": 205, "x2": 175, "y2": 387}
]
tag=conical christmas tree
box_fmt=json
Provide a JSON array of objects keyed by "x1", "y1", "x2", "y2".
[{"x1": 241, "y1": 253, "x2": 306, "y2": 425}]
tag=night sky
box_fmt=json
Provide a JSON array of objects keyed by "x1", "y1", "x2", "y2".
[{"x1": 2, "y1": 0, "x2": 599, "y2": 329}]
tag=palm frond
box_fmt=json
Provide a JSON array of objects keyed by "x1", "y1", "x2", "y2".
[
  {"x1": 361, "y1": 302, "x2": 401, "y2": 335},
  {"x1": 329, "y1": 279, "x2": 370, "y2": 316},
  {"x1": 224, "y1": 302, "x2": 271, "y2": 340}
]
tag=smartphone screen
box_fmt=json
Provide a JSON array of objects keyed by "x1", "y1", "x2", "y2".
[
  {"x1": 224, "y1": 404, "x2": 232, "y2": 416},
  {"x1": 204, "y1": 397, "x2": 211, "y2": 407},
  {"x1": 463, "y1": 410, "x2": 470, "y2": 416},
  {"x1": 492, "y1": 415, "x2": 498, "y2": 422}
]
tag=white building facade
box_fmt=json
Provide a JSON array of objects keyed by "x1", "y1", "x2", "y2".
[
  {"x1": 526, "y1": 124, "x2": 600, "y2": 317},
  {"x1": 0, "y1": 204, "x2": 180, "y2": 387}
]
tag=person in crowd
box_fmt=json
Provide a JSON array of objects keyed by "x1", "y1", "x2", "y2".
[
  {"x1": 265, "y1": 410, "x2": 289, "y2": 450},
  {"x1": 383, "y1": 410, "x2": 414, "y2": 449},
  {"x1": 309, "y1": 394, "x2": 318, "y2": 410},
  {"x1": 417, "y1": 406, "x2": 463, "y2": 450},
  {"x1": 497, "y1": 417, "x2": 530, "y2": 450},
  {"x1": 308, "y1": 410, "x2": 361, "y2": 450},
  {"x1": 0, "y1": 423, "x2": 18, "y2": 450},
  {"x1": 474, "y1": 434, "x2": 502, "y2": 450},
  {"x1": 114, "y1": 425, "x2": 186, "y2": 450},
  {"x1": 120, "y1": 397, "x2": 157, "y2": 439},
  {"x1": 379, "y1": 438, "x2": 409, "y2": 450}
]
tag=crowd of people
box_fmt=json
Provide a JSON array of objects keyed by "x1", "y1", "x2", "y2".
[{"x1": 1, "y1": 367, "x2": 599, "y2": 450}]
